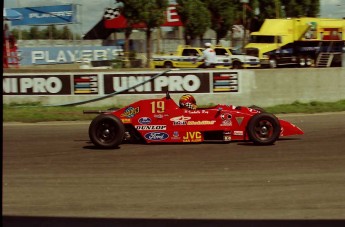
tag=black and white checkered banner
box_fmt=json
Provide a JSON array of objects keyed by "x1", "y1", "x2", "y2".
[{"x1": 103, "y1": 7, "x2": 121, "y2": 20}]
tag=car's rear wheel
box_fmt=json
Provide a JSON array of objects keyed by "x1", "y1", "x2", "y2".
[
  {"x1": 89, "y1": 114, "x2": 125, "y2": 148},
  {"x1": 246, "y1": 113, "x2": 281, "y2": 145},
  {"x1": 232, "y1": 61, "x2": 242, "y2": 69},
  {"x1": 164, "y1": 61, "x2": 173, "y2": 68}
]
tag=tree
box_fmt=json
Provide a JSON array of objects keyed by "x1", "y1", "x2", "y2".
[
  {"x1": 305, "y1": 0, "x2": 320, "y2": 17},
  {"x1": 10, "y1": 26, "x2": 81, "y2": 40},
  {"x1": 246, "y1": 0, "x2": 262, "y2": 32},
  {"x1": 28, "y1": 27, "x2": 40, "y2": 39},
  {"x1": 60, "y1": 26, "x2": 72, "y2": 40},
  {"x1": 176, "y1": 0, "x2": 211, "y2": 45},
  {"x1": 139, "y1": 0, "x2": 169, "y2": 67},
  {"x1": 281, "y1": 0, "x2": 319, "y2": 17},
  {"x1": 119, "y1": 0, "x2": 168, "y2": 67},
  {"x1": 11, "y1": 28, "x2": 20, "y2": 40},
  {"x1": 256, "y1": 0, "x2": 278, "y2": 20},
  {"x1": 41, "y1": 25, "x2": 60, "y2": 39},
  {"x1": 117, "y1": 0, "x2": 142, "y2": 64},
  {"x1": 202, "y1": 0, "x2": 235, "y2": 44}
]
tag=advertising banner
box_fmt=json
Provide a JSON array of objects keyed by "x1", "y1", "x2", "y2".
[
  {"x1": 18, "y1": 46, "x2": 123, "y2": 65},
  {"x1": 103, "y1": 72, "x2": 210, "y2": 94},
  {"x1": 3, "y1": 71, "x2": 238, "y2": 96},
  {"x1": 3, "y1": 75, "x2": 72, "y2": 95},
  {"x1": 11, "y1": 4, "x2": 76, "y2": 26},
  {"x1": 104, "y1": 4, "x2": 182, "y2": 29}
]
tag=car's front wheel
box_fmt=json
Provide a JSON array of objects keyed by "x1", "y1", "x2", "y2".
[
  {"x1": 269, "y1": 58, "x2": 277, "y2": 68},
  {"x1": 246, "y1": 113, "x2": 281, "y2": 145},
  {"x1": 89, "y1": 114, "x2": 125, "y2": 148}
]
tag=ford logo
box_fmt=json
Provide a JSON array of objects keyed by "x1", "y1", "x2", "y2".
[
  {"x1": 144, "y1": 132, "x2": 169, "y2": 141},
  {"x1": 138, "y1": 117, "x2": 152, "y2": 125}
]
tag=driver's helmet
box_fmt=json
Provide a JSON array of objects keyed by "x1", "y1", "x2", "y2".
[{"x1": 179, "y1": 94, "x2": 197, "y2": 110}]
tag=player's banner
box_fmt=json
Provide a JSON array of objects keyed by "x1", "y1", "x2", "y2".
[{"x1": 11, "y1": 4, "x2": 76, "y2": 26}]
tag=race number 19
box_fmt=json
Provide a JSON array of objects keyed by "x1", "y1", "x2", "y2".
[{"x1": 151, "y1": 101, "x2": 165, "y2": 113}]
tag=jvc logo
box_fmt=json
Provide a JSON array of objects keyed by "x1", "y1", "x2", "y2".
[{"x1": 183, "y1": 132, "x2": 202, "y2": 142}]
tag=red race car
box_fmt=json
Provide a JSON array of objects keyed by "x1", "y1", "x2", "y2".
[{"x1": 84, "y1": 92, "x2": 303, "y2": 148}]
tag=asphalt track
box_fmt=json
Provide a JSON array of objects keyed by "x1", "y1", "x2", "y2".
[{"x1": 3, "y1": 112, "x2": 345, "y2": 226}]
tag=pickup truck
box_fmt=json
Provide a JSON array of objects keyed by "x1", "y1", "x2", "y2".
[
  {"x1": 152, "y1": 45, "x2": 231, "y2": 68},
  {"x1": 213, "y1": 46, "x2": 261, "y2": 69}
]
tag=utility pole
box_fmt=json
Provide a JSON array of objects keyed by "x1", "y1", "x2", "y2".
[
  {"x1": 241, "y1": 0, "x2": 249, "y2": 53},
  {"x1": 275, "y1": 0, "x2": 280, "y2": 18},
  {"x1": 16, "y1": 0, "x2": 22, "y2": 40}
]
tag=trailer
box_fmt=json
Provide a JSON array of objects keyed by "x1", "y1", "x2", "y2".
[{"x1": 245, "y1": 17, "x2": 345, "y2": 68}]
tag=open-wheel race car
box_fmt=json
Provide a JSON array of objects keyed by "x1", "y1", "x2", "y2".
[{"x1": 84, "y1": 92, "x2": 303, "y2": 148}]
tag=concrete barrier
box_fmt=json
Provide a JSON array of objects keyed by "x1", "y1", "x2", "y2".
[{"x1": 3, "y1": 68, "x2": 345, "y2": 107}]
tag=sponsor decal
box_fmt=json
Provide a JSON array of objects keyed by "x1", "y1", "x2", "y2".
[
  {"x1": 183, "y1": 132, "x2": 202, "y2": 142},
  {"x1": 173, "y1": 121, "x2": 187, "y2": 125},
  {"x1": 213, "y1": 72, "x2": 239, "y2": 93},
  {"x1": 138, "y1": 117, "x2": 152, "y2": 124},
  {"x1": 135, "y1": 125, "x2": 167, "y2": 130},
  {"x1": 187, "y1": 120, "x2": 216, "y2": 125},
  {"x1": 224, "y1": 136, "x2": 231, "y2": 141},
  {"x1": 184, "y1": 110, "x2": 209, "y2": 114},
  {"x1": 248, "y1": 108, "x2": 260, "y2": 113},
  {"x1": 144, "y1": 132, "x2": 169, "y2": 141},
  {"x1": 121, "y1": 118, "x2": 131, "y2": 123},
  {"x1": 171, "y1": 131, "x2": 180, "y2": 140},
  {"x1": 235, "y1": 117, "x2": 244, "y2": 126},
  {"x1": 223, "y1": 131, "x2": 231, "y2": 141},
  {"x1": 170, "y1": 115, "x2": 191, "y2": 125},
  {"x1": 74, "y1": 75, "x2": 98, "y2": 94},
  {"x1": 280, "y1": 127, "x2": 284, "y2": 136},
  {"x1": 233, "y1": 131, "x2": 244, "y2": 136},
  {"x1": 121, "y1": 106, "x2": 139, "y2": 118},
  {"x1": 221, "y1": 113, "x2": 232, "y2": 126},
  {"x1": 154, "y1": 114, "x2": 164, "y2": 119},
  {"x1": 221, "y1": 113, "x2": 232, "y2": 120}
]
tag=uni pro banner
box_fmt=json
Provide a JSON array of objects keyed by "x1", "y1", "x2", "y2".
[{"x1": 11, "y1": 4, "x2": 76, "y2": 26}]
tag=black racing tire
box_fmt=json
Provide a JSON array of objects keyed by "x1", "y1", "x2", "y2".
[
  {"x1": 89, "y1": 114, "x2": 125, "y2": 149},
  {"x1": 246, "y1": 113, "x2": 281, "y2": 145},
  {"x1": 163, "y1": 61, "x2": 173, "y2": 68}
]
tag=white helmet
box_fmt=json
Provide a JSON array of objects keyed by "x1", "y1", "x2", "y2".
[{"x1": 204, "y1": 42, "x2": 212, "y2": 47}]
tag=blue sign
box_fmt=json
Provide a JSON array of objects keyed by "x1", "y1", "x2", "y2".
[
  {"x1": 17, "y1": 46, "x2": 123, "y2": 65},
  {"x1": 11, "y1": 5, "x2": 76, "y2": 26}
]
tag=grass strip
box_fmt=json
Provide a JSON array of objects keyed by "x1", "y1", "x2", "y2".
[{"x1": 3, "y1": 100, "x2": 345, "y2": 123}]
